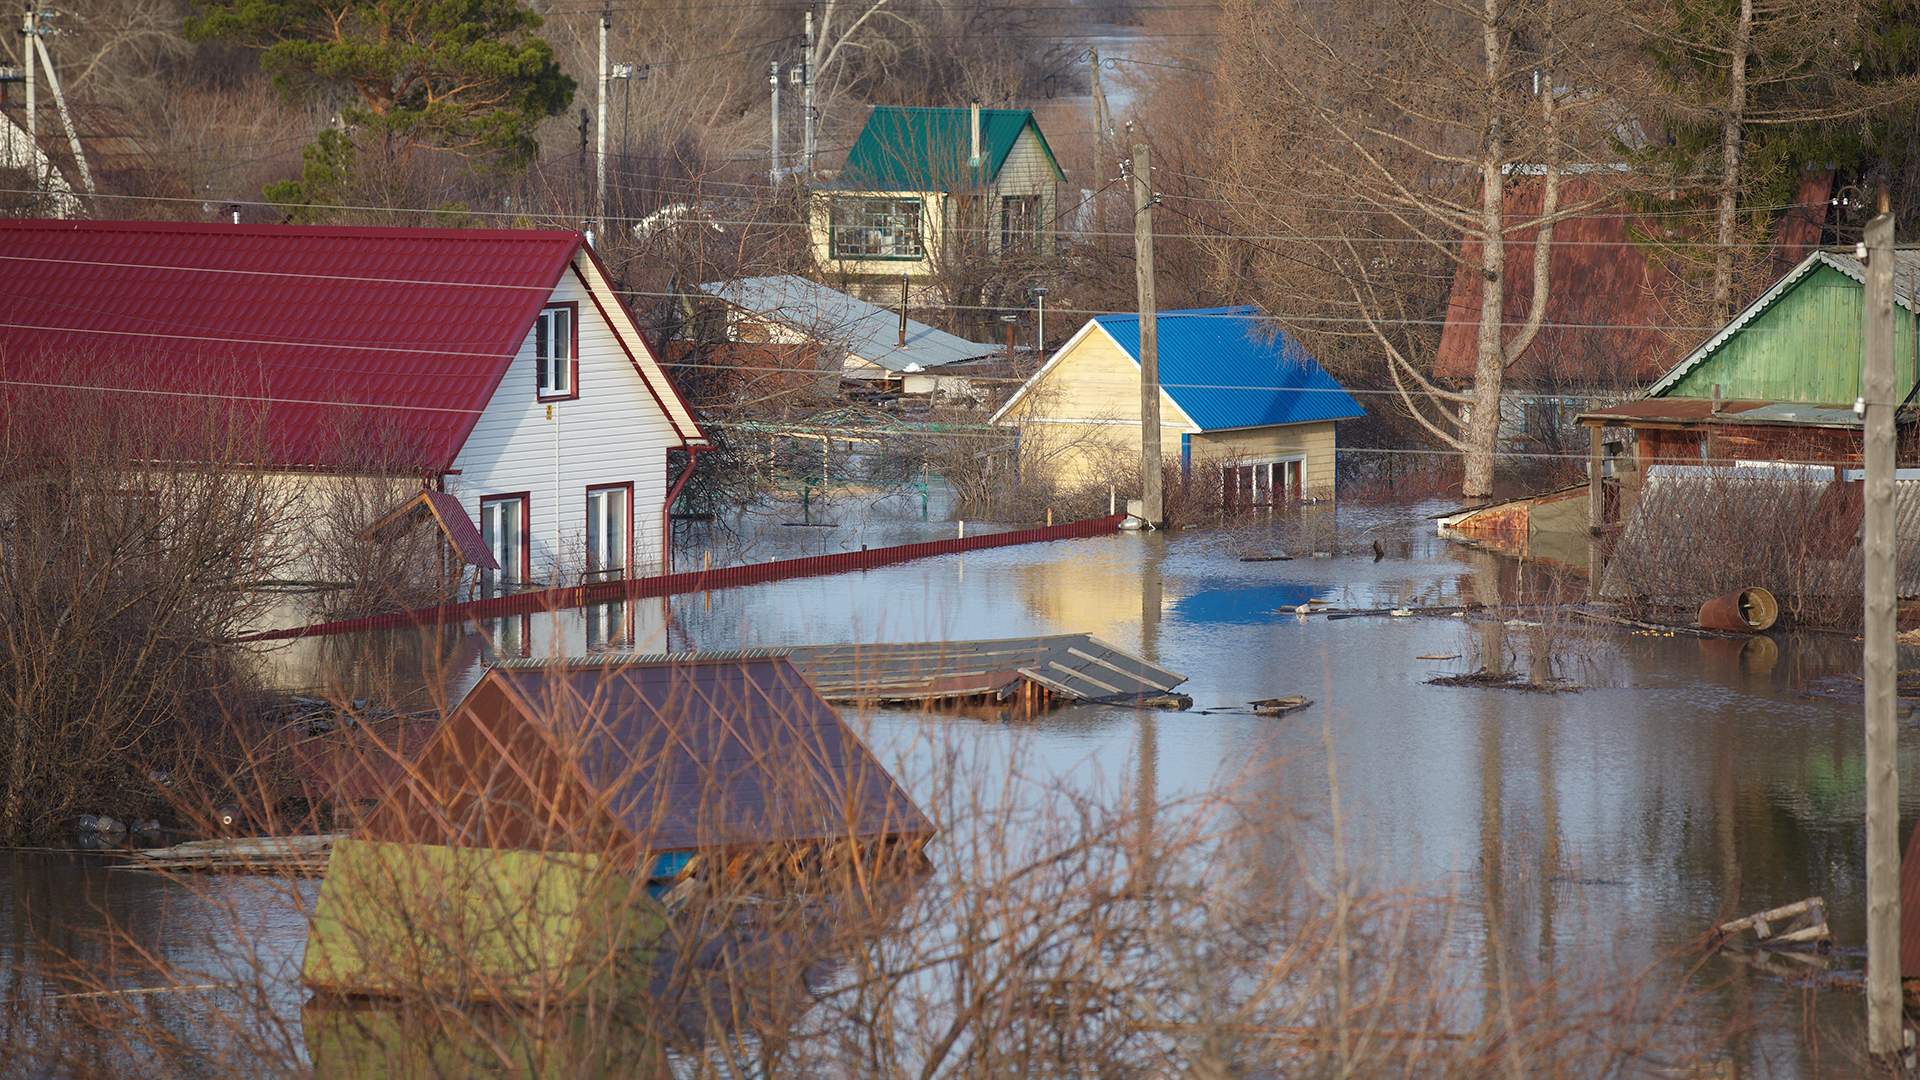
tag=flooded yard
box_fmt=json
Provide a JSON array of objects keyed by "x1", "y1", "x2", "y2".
[{"x1": 3, "y1": 499, "x2": 1903, "y2": 1075}]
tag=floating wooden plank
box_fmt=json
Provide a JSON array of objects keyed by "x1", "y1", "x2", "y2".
[
  {"x1": 783, "y1": 634, "x2": 1187, "y2": 710},
  {"x1": 1714, "y1": 896, "x2": 1830, "y2": 950}
]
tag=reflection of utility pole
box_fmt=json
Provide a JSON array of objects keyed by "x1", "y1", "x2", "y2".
[
  {"x1": 1129, "y1": 138, "x2": 1162, "y2": 526},
  {"x1": 1133, "y1": 534, "x2": 1163, "y2": 898},
  {"x1": 1860, "y1": 197, "x2": 1904, "y2": 1063}
]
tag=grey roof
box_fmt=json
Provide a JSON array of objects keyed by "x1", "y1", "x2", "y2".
[
  {"x1": 699, "y1": 275, "x2": 998, "y2": 374},
  {"x1": 780, "y1": 634, "x2": 1187, "y2": 705}
]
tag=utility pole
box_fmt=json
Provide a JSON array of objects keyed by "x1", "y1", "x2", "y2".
[
  {"x1": 768, "y1": 61, "x2": 782, "y2": 185},
  {"x1": 577, "y1": 108, "x2": 591, "y2": 231},
  {"x1": 1130, "y1": 139, "x2": 1162, "y2": 526},
  {"x1": 1089, "y1": 48, "x2": 1112, "y2": 236},
  {"x1": 20, "y1": 4, "x2": 35, "y2": 202},
  {"x1": 595, "y1": 2, "x2": 610, "y2": 244},
  {"x1": 802, "y1": 6, "x2": 816, "y2": 174},
  {"x1": 1861, "y1": 195, "x2": 1905, "y2": 1064}
]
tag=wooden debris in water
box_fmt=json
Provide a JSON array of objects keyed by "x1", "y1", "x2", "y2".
[
  {"x1": 1713, "y1": 896, "x2": 1831, "y2": 951},
  {"x1": 115, "y1": 833, "x2": 342, "y2": 875},
  {"x1": 1239, "y1": 552, "x2": 1293, "y2": 562},
  {"x1": 1416, "y1": 653, "x2": 1461, "y2": 661},
  {"x1": 1425, "y1": 669, "x2": 1578, "y2": 693},
  {"x1": 1250, "y1": 696, "x2": 1312, "y2": 716}
]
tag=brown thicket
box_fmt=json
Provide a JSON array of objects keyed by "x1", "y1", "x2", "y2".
[{"x1": 0, "y1": 382, "x2": 299, "y2": 843}]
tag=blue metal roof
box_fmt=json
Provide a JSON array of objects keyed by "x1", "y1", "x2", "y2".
[{"x1": 1093, "y1": 307, "x2": 1364, "y2": 431}]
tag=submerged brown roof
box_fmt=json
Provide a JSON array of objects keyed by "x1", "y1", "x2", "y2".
[{"x1": 358, "y1": 653, "x2": 934, "y2": 854}]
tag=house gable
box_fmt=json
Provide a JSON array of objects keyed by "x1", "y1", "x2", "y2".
[
  {"x1": 1650, "y1": 255, "x2": 1920, "y2": 404},
  {"x1": 992, "y1": 319, "x2": 1196, "y2": 431},
  {"x1": 450, "y1": 258, "x2": 693, "y2": 578}
]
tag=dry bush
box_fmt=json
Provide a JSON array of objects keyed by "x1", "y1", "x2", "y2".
[
  {"x1": 1601, "y1": 467, "x2": 1864, "y2": 628},
  {"x1": 0, "y1": 383, "x2": 301, "y2": 844}
]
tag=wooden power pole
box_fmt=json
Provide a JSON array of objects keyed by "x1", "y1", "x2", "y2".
[
  {"x1": 1861, "y1": 201, "x2": 1905, "y2": 1063},
  {"x1": 1131, "y1": 141, "x2": 1162, "y2": 526}
]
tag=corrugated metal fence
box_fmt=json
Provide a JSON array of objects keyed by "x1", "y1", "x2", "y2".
[{"x1": 241, "y1": 514, "x2": 1127, "y2": 642}]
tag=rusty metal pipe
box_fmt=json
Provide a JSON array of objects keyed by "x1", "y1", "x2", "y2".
[{"x1": 1698, "y1": 587, "x2": 1779, "y2": 632}]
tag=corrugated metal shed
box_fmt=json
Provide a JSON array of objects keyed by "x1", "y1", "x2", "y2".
[
  {"x1": 1092, "y1": 307, "x2": 1364, "y2": 431},
  {"x1": 700, "y1": 275, "x2": 998, "y2": 374},
  {"x1": 780, "y1": 634, "x2": 1187, "y2": 706},
  {"x1": 358, "y1": 654, "x2": 934, "y2": 855},
  {"x1": 832, "y1": 106, "x2": 1064, "y2": 191},
  {"x1": 0, "y1": 220, "x2": 669, "y2": 471}
]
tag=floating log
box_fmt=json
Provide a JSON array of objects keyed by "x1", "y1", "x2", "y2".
[
  {"x1": 1250, "y1": 696, "x2": 1312, "y2": 716},
  {"x1": 115, "y1": 833, "x2": 343, "y2": 875},
  {"x1": 1714, "y1": 896, "x2": 1830, "y2": 950}
]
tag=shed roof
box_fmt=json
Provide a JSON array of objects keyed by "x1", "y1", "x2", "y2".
[
  {"x1": 1576, "y1": 398, "x2": 1865, "y2": 430},
  {"x1": 0, "y1": 220, "x2": 702, "y2": 471},
  {"x1": 1068, "y1": 307, "x2": 1363, "y2": 431},
  {"x1": 699, "y1": 275, "x2": 997, "y2": 373},
  {"x1": 832, "y1": 106, "x2": 1063, "y2": 191},
  {"x1": 1646, "y1": 247, "x2": 1920, "y2": 397},
  {"x1": 358, "y1": 654, "x2": 933, "y2": 855},
  {"x1": 364, "y1": 489, "x2": 500, "y2": 569}
]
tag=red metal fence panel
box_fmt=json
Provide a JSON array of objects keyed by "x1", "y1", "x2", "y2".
[{"x1": 240, "y1": 514, "x2": 1127, "y2": 642}]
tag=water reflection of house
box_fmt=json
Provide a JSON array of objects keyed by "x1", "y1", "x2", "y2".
[
  {"x1": 0, "y1": 220, "x2": 708, "y2": 617},
  {"x1": 992, "y1": 308, "x2": 1364, "y2": 505}
]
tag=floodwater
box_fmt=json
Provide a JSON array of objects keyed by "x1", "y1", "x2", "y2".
[{"x1": 4, "y1": 497, "x2": 1908, "y2": 1074}]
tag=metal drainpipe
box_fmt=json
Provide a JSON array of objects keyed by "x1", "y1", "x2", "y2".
[{"x1": 661, "y1": 445, "x2": 704, "y2": 573}]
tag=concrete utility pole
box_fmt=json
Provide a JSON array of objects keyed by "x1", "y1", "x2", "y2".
[
  {"x1": 802, "y1": 7, "x2": 816, "y2": 174},
  {"x1": 768, "y1": 61, "x2": 782, "y2": 185},
  {"x1": 596, "y1": 3, "x2": 610, "y2": 244},
  {"x1": 1089, "y1": 49, "x2": 1112, "y2": 234},
  {"x1": 1130, "y1": 140, "x2": 1162, "y2": 526},
  {"x1": 20, "y1": 4, "x2": 35, "y2": 198},
  {"x1": 1860, "y1": 198, "x2": 1905, "y2": 1063}
]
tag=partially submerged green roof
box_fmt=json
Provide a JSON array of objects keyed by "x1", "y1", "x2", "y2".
[{"x1": 835, "y1": 105, "x2": 1064, "y2": 191}]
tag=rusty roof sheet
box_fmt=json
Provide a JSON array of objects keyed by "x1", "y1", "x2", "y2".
[
  {"x1": 1577, "y1": 398, "x2": 1862, "y2": 428},
  {"x1": 359, "y1": 654, "x2": 933, "y2": 854}
]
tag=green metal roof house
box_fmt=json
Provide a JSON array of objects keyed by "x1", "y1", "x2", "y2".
[
  {"x1": 1648, "y1": 248, "x2": 1920, "y2": 405},
  {"x1": 811, "y1": 103, "x2": 1065, "y2": 287}
]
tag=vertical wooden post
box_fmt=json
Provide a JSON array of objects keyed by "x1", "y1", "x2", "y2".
[
  {"x1": 1587, "y1": 425, "x2": 1604, "y2": 531},
  {"x1": 1131, "y1": 141, "x2": 1163, "y2": 526},
  {"x1": 1861, "y1": 204, "x2": 1903, "y2": 1062}
]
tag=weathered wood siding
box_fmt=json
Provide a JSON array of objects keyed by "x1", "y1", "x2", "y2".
[
  {"x1": 991, "y1": 127, "x2": 1059, "y2": 255},
  {"x1": 1667, "y1": 264, "x2": 1920, "y2": 403},
  {"x1": 451, "y1": 263, "x2": 678, "y2": 581}
]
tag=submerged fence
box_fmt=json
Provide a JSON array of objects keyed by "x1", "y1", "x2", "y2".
[{"x1": 241, "y1": 514, "x2": 1128, "y2": 642}]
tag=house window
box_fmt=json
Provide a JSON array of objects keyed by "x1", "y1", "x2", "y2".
[
  {"x1": 534, "y1": 305, "x2": 576, "y2": 399},
  {"x1": 830, "y1": 197, "x2": 924, "y2": 260},
  {"x1": 1000, "y1": 194, "x2": 1041, "y2": 252},
  {"x1": 479, "y1": 494, "x2": 529, "y2": 591},
  {"x1": 585, "y1": 483, "x2": 631, "y2": 579},
  {"x1": 1221, "y1": 459, "x2": 1304, "y2": 511}
]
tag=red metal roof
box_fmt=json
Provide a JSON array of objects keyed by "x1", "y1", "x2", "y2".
[
  {"x1": 0, "y1": 220, "x2": 584, "y2": 471},
  {"x1": 364, "y1": 489, "x2": 500, "y2": 569}
]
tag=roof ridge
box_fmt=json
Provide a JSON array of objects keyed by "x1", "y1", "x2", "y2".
[{"x1": 0, "y1": 219, "x2": 582, "y2": 242}]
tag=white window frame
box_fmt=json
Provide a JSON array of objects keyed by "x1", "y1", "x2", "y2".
[
  {"x1": 584, "y1": 483, "x2": 630, "y2": 579},
  {"x1": 479, "y1": 494, "x2": 528, "y2": 590},
  {"x1": 534, "y1": 304, "x2": 575, "y2": 399}
]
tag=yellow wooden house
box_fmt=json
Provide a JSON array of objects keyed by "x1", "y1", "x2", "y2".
[{"x1": 991, "y1": 307, "x2": 1364, "y2": 505}]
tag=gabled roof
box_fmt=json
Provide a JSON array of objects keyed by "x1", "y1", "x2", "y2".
[
  {"x1": 699, "y1": 275, "x2": 997, "y2": 373},
  {"x1": 364, "y1": 489, "x2": 500, "y2": 570},
  {"x1": 1646, "y1": 248, "x2": 1920, "y2": 397},
  {"x1": 833, "y1": 106, "x2": 1064, "y2": 191},
  {"x1": 995, "y1": 307, "x2": 1361, "y2": 432},
  {"x1": 0, "y1": 219, "x2": 703, "y2": 471},
  {"x1": 359, "y1": 654, "x2": 934, "y2": 854}
]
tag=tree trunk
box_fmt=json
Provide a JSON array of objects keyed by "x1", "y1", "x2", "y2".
[
  {"x1": 1463, "y1": 0, "x2": 1509, "y2": 504},
  {"x1": 1712, "y1": 0, "x2": 1751, "y2": 321}
]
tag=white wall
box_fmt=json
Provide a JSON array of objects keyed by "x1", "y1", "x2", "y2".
[{"x1": 451, "y1": 263, "x2": 681, "y2": 581}]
